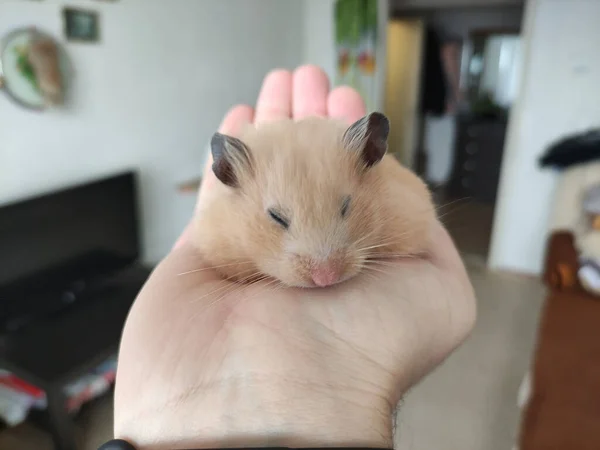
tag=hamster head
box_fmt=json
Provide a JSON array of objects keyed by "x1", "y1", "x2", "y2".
[{"x1": 203, "y1": 112, "x2": 400, "y2": 288}]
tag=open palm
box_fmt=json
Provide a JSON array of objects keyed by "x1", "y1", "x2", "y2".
[{"x1": 114, "y1": 66, "x2": 476, "y2": 450}]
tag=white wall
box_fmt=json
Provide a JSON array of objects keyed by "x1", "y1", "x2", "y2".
[
  {"x1": 303, "y1": 0, "x2": 389, "y2": 112},
  {"x1": 0, "y1": 0, "x2": 304, "y2": 265},
  {"x1": 303, "y1": 0, "x2": 337, "y2": 82},
  {"x1": 489, "y1": 0, "x2": 600, "y2": 274}
]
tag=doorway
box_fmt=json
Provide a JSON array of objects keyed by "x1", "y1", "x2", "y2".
[
  {"x1": 384, "y1": 3, "x2": 525, "y2": 262},
  {"x1": 384, "y1": 18, "x2": 424, "y2": 167}
]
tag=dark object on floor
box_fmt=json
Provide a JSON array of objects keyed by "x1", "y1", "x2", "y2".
[
  {"x1": 98, "y1": 439, "x2": 137, "y2": 450},
  {"x1": 419, "y1": 26, "x2": 447, "y2": 117},
  {"x1": 0, "y1": 172, "x2": 149, "y2": 450},
  {"x1": 447, "y1": 114, "x2": 508, "y2": 204},
  {"x1": 539, "y1": 129, "x2": 600, "y2": 170},
  {"x1": 519, "y1": 231, "x2": 600, "y2": 449},
  {"x1": 97, "y1": 444, "x2": 392, "y2": 450}
]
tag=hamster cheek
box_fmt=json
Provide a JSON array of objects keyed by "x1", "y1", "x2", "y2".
[{"x1": 257, "y1": 256, "x2": 312, "y2": 288}]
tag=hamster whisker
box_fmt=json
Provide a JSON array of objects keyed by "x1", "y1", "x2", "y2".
[
  {"x1": 434, "y1": 196, "x2": 470, "y2": 212},
  {"x1": 363, "y1": 261, "x2": 410, "y2": 272},
  {"x1": 365, "y1": 254, "x2": 420, "y2": 261},
  {"x1": 364, "y1": 259, "x2": 403, "y2": 266},
  {"x1": 188, "y1": 268, "x2": 264, "y2": 305},
  {"x1": 366, "y1": 251, "x2": 419, "y2": 257},
  {"x1": 177, "y1": 261, "x2": 254, "y2": 276},
  {"x1": 355, "y1": 239, "x2": 411, "y2": 252},
  {"x1": 354, "y1": 238, "x2": 415, "y2": 255},
  {"x1": 189, "y1": 285, "x2": 252, "y2": 322},
  {"x1": 352, "y1": 229, "x2": 379, "y2": 247},
  {"x1": 200, "y1": 277, "x2": 281, "y2": 321},
  {"x1": 245, "y1": 278, "x2": 285, "y2": 302},
  {"x1": 359, "y1": 265, "x2": 396, "y2": 277},
  {"x1": 362, "y1": 231, "x2": 415, "y2": 244},
  {"x1": 352, "y1": 264, "x2": 380, "y2": 283},
  {"x1": 188, "y1": 280, "x2": 244, "y2": 306},
  {"x1": 435, "y1": 198, "x2": 471, "y2": 222},
  {"x1": 187, "y1": 273, "x2": 272, "y2": 321},
  {"x1": 362, "y1": 272, "x2": 381, "y2": 283}
]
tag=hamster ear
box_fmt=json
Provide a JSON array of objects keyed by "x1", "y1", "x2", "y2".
[
  {"x1": 342, "y1": 112, "x2": 390, "y2": 168},
  {"x1": 210, "y1": 132, "x2": 253, "y2": 187}
]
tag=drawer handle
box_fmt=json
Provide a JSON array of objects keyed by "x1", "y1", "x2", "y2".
[
  {"x1": 464, "y1": 160, "x2": 476, "y2": 171},
  {"x1": 466, "y1": 143, "x2": 478, "y2": 154}
]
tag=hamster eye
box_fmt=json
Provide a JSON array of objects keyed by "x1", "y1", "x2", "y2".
[
  {"x1": 341, "y1": 196, "x2": 351, "y2": 218},
  {"x1": 268, "y1": 208, "x2": 290, "y2": 229}
]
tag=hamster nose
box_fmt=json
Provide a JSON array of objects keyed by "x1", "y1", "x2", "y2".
[{"x1": 310, "y1": 260, "x2": 342, "y2": 287}]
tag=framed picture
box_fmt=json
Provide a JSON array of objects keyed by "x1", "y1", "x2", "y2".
[{"x1": 63, "y1": 8, "x2": 100, "y2": 43}]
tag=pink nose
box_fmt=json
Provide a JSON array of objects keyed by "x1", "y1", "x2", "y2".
[{"x1": 310, "y1": 261, "x2": 341, "y2": 287}]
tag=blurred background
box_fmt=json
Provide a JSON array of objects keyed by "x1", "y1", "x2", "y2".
[{"x1": 0, "y1": 0, "x2": 598, "y2": 449}]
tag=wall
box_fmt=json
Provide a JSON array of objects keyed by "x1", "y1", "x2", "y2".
[
  {"x1": 303, "y1": 0, "x2": 337, "y2": 82},
  {"x1": 489, "y1": 0, "x2": 600, "y2": 274},
  {"x1": 0, "y1": 0, "x2": 304, "y2": 265},
  {"x1": 303, "y1": 0, "x2": 389, "y2": 112}
]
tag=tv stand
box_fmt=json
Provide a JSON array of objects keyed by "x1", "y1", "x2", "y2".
[{"x1": 0, "y1": 263, "x2": 150, "y2": 450}]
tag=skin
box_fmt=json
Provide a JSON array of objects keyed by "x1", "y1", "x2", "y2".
[{"x1": 114, "y1": 65, "x2": 477, "y2": 450}]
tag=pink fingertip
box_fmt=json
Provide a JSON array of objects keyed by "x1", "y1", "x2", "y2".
[{"x1": 328, "y1": 86, "x2": 367, "y2": 124}]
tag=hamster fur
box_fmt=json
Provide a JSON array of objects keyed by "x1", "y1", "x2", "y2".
[{"x1": 192, "y1": 113, "x2": 436, "y2": 288}]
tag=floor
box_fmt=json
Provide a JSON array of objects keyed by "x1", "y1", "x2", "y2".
[
  {"x1": 395, "y1": 258, "x2": 544, "y2": 450},
  {"x1": 0, "y1": 259, "x2": 546, "y2": 450},
  {"x1": 433, "y1": 189, "x2": 497, "y2": 261}
]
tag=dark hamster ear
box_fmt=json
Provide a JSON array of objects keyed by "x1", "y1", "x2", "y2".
[
  {"x1": 210, "y1": 132, "x2": 253, "y2": 187},
  {"x1": 342, "y1": 112, "x2": 390, "y2": 168}
]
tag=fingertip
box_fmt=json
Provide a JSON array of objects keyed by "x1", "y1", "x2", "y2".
[
  {"x1": 295, "y1": 63, "x2": 327, "y2": 74},
  {"x1": 328, "y1": 86, "x2": 367, "y2": 124},
  {"x1": 265, "y1": 68, "x2": 293, "y2": 83},
  {"x1": 292, "y1": 64, "x2": 329, "y2": 119},
  {"x1": 293, "y1": 64, "x2": 330, "y2": 88},
  {"x1": 218, "y1": 104, "x2": 255, "y2": 135},
  {"x1": 255, "y1": 69, "x2": 293, "y2": 123}
]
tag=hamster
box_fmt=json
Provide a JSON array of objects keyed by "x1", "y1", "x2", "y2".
[{"x1": 191, "y1": 112, "x2": 436, "y2": 288}]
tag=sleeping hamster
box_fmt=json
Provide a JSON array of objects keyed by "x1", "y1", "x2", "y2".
[{"x1": 192, "y1": 112, "x2": 436, "y2": 288}]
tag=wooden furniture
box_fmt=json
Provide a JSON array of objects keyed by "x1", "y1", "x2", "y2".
[
  {"x1": 0, "y1": 264, "x2": 150, "y2": 450},
  {"x1": 518, "y1": 231, "x2": 600, "y2": 450},
  {"x1": 447, "y1": 114, "x2": 507, "y2": 204}
]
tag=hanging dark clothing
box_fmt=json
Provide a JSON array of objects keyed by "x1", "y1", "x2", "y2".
[{"x1": 418, "y1": 26, "x2": 447, "y2": 117}]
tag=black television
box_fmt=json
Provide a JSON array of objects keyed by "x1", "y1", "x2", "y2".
[{"x1": 0, "y1": 171, "x2": 141, "y2": 327}]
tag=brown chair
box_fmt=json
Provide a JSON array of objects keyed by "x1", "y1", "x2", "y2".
[{"x1": 518, "y1": 231, "x2": 600, "y2": 450}]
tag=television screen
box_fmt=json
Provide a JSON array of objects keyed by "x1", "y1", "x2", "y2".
[{"x1": 0, "y1": 171, "x2": 140, "y2": 295}]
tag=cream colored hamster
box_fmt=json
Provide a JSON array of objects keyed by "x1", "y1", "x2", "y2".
[{"x1": 192, "y1": 112, "x2": 436, "y2": 288}]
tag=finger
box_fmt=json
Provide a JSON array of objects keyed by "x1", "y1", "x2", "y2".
[
  {"x1": 327, "y1": 86, "x2": 367, "y2": 124},
  {"x1": 254, "y1": 69, "x2": 293, "y2": 123},
  {"x1": 218, "y1": 104, "x2": 255, "y2": 135},
  {"x1": 292, "y1": 64, "x2": 329, "y2": 119}
]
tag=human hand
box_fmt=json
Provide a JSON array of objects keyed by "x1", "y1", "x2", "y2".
[{"x1": 113, "y1": 65, "x2": 476, "y2": 450}]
